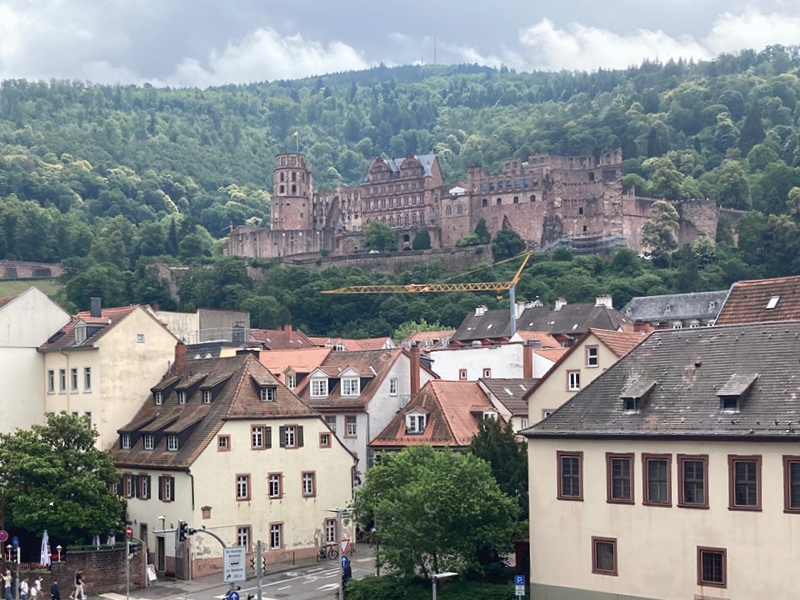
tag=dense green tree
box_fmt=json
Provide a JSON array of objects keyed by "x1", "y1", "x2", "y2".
[
  {"x1": 353, "y1": 446, "x2": 518, "y2": 576},
  {"x1": 474, "y1": 218, "x2": 491, "y2": 245},
  {"x1": 364, "y1": 220, "x2": 398, "y2": 252},
  {"x1": 393, "y1": 318, "x2": 446, "y2": 342},
  {"x1": 412, "y1": 229, "x2": 431, "y2": 250},
  {"x1": 491, "y1": 229, "x2": 526, "y2": 260},
  {"x1": 739, "y1": 109, "x2": 767, "y2": 155},
  {"x1": 642, "y1": 200, "x2": 679, "y2": 258},
  {"x1": 0, "y1": 412, "x2": 123, "y2": 544}
]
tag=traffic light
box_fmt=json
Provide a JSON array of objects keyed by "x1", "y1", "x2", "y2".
[
  {"x1": 178, "y1": 521, "x2": 188, "y2": 542},
  {"x1": 250, "y1": 556, "x2": 266, "y2": 571}
]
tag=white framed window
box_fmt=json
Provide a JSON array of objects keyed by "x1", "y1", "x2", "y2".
[
  {"x1": 767, "y1": 295, "x2": 780, "y2": 309},
  {"x1": 141, "y1": 475, "x2": 150, "y2": 499},
  {"x1": 302, "y1": 472, "x2": 315, "y2": 496},
  {"x1": 178, "y1": 390, "x2": 186, "y2": 405},
  {"x1": 167, "y1": 434, "x2": 179, "y2": 452},
  {"x1": 59, "y1": 369, "x2": 66, "y2": 392},
  {"x1": 202, "y1": 390, "x2": 212, "y2": 404},
  {"x1": 260, "y1": 387, "x2": 276, "y2": 402},
  {"x1": 270, "y1": 523, "x2": 282, "y2": 549},
  {"x1": 325, "y1": 416, "x2": 336, "y2": 432},
  {"x1": 285, "y1": 426, "x2": 296, "y2": 447},
  {"x1": 163, "y1": 476, "x2": 173, "y2": 501},
  {"x1": 84, "y1": 411, "x2": 92, "y2": 429},
  {"x1": 70, "y1": 368, "x2": 78, "y2": 392},
  {"x1": 47, "y1": 370, "x2": 54, "y2": 393},
  {"x1": 286, "y1": 374, "x2": 296, "y2": 390},
  {"x1": 406, "y1": 414, "x2": 426, "y2": 433},
  {"x1": 268, "y1": 474, "x2": 281, "y2": 498},
  {"x1": 136, "y1": 333, "x2": 145, "y2": 343},
  {"x1": 311, "y1": 379, "x2": 328, "y2": 398},
  {"x1": 346, "y1": 416, "x2": 357, "y2": 437},
  {"x1": 586, "y1": 346, "x2": 599, "y2": 367},
  {"x1": 341, "y1": 378, "x2": 360, "y2": 397},
  {"x1": 154, "y1": 391, "x2": 162, "y2": 405},
  {"x1": 125, "y1": 474, "x2": 134, "y2": 497},
  {"x1": 335, "y1": 341, "x2": 345, "y2": 351},
  {"x1": 389, "y1": 378, "x2": 398, "y2": 395},
  {"x1": 459, "y1": 369, "x2": 468, "y2": 380},
  {"x1": 83, "y1": 367, "x2": 92, "y2": 392},
  {"x1": 325, "y1": 519, "x2": 337, "y2": 543},
  {"x1": 237, "y1": 526, "x2": 250, "y2": 550},
  {"x1": 252, "y1": 426, "x2": 264, "y2": 449},
  {"x1": 522, "y1": 418, "x2": 529, "y2": 428},
  {"x1": 236, "y1": 475, "x2": 250, "y2": 500},
  {"x1": 74, "y1": 324, "x2": 87, "y2": 344},
  {"x1": 121, "y1": 434, "x2": 131, "y2": 450},
  {"x1": 483, "y1": 368, "x2": 492, "y2": 378},
  {"x1": 568, "y1": 371, "x2": 580, "y2": 391},
  {"x1": 143, "y1": 434, "x2": 154, "y2": 450}
]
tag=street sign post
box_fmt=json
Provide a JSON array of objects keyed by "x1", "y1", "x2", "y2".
[
  {"x1": 0, "y1": 531, "x2": 8, "y2": 543},
  {"x1": 341, "y1": 555, "x2": 350, "y2": 570},
  {"x1": 223, "y1": 546, "x2": 247, "y2": 582},
  {"x1": 339, "y1": 538, "x2": 350, "y2": 555},
  {"x1": 227, "y1": 591, "x2": 239, "y2": 600},
  {"x1": 126, "y1": 525, "x2": 132, "y2": 539},
  {"x1": 514, "y1": 574, "x2": 526, "y2": 596},
  {"x1": 11, "y1": 537, "x2": 18, "y2": 549}
]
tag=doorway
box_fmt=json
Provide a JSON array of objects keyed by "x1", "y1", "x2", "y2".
[{"x1": 156, "y1": 536, "x2": 165, "y2": 571}]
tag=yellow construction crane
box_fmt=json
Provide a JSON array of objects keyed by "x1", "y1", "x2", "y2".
[{"x1": 321, "y1": 252, "x2": 532, "y2": 333}]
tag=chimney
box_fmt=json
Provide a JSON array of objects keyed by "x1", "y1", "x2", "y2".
[
  {"x1": 172, "y1": 342, "x2": 187, "y2": 375},
  {"x1": 595, "y1": 294, "x2": 613, "y2": 308},
  {"x1": 90, "y1": 297, "x2": 102, "y2": 318},
  {"x1": 515, "y1": 301, "x2": 526, "y2": 319},
  {"x1": 284, "y1": 323, "x2": 292, "y2": 336},
  {"x1": 523, "y1": 343, "x2": 533, "y2": 379},
  {"x1": 555, "y1": 298, "x2": 567, "y2": 311},
  {"x1": 409, "y1": 342, "x2": 420, "y2": 397},
  {"x1": 475, "y1": 305, "x2": 487, "y2": 317}
]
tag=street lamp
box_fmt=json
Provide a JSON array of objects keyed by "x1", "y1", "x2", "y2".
[
  {"x1": 431, "y1": 572, "x2": 457, "y2": 600},
  {"x1": 56, "y1": 546, "x2": 62, "y2": 562}
]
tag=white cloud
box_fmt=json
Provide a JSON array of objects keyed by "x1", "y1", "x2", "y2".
[
  {"x1": 166, "y1": 28, "x2": 371, "y2": 87},
  {"x1": 513, "y1": 10, "x2": 800, "y2": 72}
]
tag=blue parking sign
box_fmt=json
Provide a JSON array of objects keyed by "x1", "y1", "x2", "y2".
[{"x1": 514, "y1": 575, "x2": 525, "y2": 586}]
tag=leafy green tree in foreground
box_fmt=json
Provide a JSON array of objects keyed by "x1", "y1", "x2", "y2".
[
  {"x1": 353, "y1": 446, "x2": 518, "y2": 577},
  {"x1": 642, "y1": 200, "x2": 679, "y2": 259},
  {"x1": 0, "y1": 413, "x2": 123, "y2": 544},
  {"x1": 364, "y1": 220, "x2": 398, "y2": 252},
  {"x1": 491, "y1": 228, "x2": 526, "y2": 261},
  {"x1": 469, "y1": 418, "x2": 529, "y2": 521}
]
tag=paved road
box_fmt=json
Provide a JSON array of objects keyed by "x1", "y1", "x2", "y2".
[{"x1": 122, "y1": 556, "x2": 374, "y2": 600}]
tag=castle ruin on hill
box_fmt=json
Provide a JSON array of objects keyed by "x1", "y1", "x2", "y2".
[{"x1": 226, "y1": 150, "x2": 741, "y2": 260}]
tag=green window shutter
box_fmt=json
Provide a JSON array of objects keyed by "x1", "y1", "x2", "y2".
[
  {"x1": 297, "y1": 426, "x2": 304, "y2": 448},
  {"x1": 158, "y1": 476, "x2": 163, "y2": 500},
  {"x1": 266, "y1": 427, "x2": 272, "y2": 449},
  {"x1": 279, "y1": 426, "x2": 286, "y2": 448},
  {"x1": 169, "y1": 477, "x2": 176, "y2": 501},
  {"x1": 146, "y1": 475, "x2": 152, "y2": 499}
]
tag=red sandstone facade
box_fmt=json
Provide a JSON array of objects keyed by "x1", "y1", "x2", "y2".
[{"x1": 226, "y1": 150, "x2": 737, "y2": 260}]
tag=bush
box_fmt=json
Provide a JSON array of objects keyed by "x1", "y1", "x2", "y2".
[
  {"x1": 320, "y1": 248, "x2": 330, "y2": 257},
  {"x1": 456, "y1": 233, "x2": 481, "y2": 247},
  {"x1": 344, "y1": 576, "x2": 517, "y2": 600},
  {"x1": 412, "y1": 229, "x2": 431, "y2": 250}
]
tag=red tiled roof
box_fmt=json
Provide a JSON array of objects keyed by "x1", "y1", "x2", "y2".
[
  {"x1": 257, "y1": 348, "x2": 332, "y2": 379},
  {"x1": 249, "y1": 327, "x2": 317, "y2": 350},
  {"x1": 306, "y1": 337, "x2": 394, "y2": 351},
  {"x1": 534, "y1": 348, "x2": 568, "y2": 362},
  {"x1": 590, "y1": 329, "x2": 648, "y2": 358},
  {"x1": 716, "y1": 276, "x2": 800, "y2": 325},
  {"x1": 39, "y1": 305, "x2": 142, "y2": 350},
  {"x1": 513, "y1": 331, "x2": 561, "y2": 348},
  {"x1": 371, "y1": 380, "x2": 497, "y2": 449}
]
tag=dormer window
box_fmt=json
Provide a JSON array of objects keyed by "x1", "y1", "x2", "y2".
[
  {"x1": 259, "y1": 387, "x2": 276, "y2": 403},
  {"x1": 341, "y1": 378, "x2": 360, "y2": 397},
  {"x1": 143, "y1": 434, "x2": 154, "y2": 451},
  {"x1": 286, "y1": 374, "x2": 296, "y2": 390},
  {"x1": 154, "y1": 391, "x2": 163, "y2": 405},
  {"x1": 665, "y1": 305, "x2": 671, "y2": 313},
  {"x1": 767, "y1": 295, "x2": 780, "y2": 309},
  {"x1": 167, "y1": 434, "x2": 179, "y2": 452},
  {"x1": 75, "y1": 323, "x2": 87, "y2": 344},
  {"x1": 178, "y1": 390, "x2": 186, "y2": 405},
  {"x1": 121, "y1": 433, "x2": 131, "y2": 450},
  {"x1": 620, "y1": 380, "x2": 656, "y2": 414},
  {"x1": 720, "y1": 396, "x2": 739, "y2": 412},
  {"x1": 406, "y1": 413, "x2": 426, "y2": 434},
  {"x1": 311, "y1": 378, "x2": 328, "y2": 398},
  {"x1": 483, "y1": 410, "x2": 498, "y2": 420},
  {"x1": 709, "y1": 301, "x2": 716, "y2": 310},
  {"x1": 336, "y1": 341, "x2": 345, "y2": 351},
  {"x1": 202, "y1": 390, "x2": 212, "y2": 404},
  {"x1": 717, "y1": 373, "x2": 758, "y2": 413},
  {"x1": 623, "y1": 398, "x2": 639, "y2": 413}
]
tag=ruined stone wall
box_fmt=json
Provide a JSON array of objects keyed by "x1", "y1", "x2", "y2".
[
  {"x1": 226, "y1": 227, "x2": 336, "y2": 259},
  {"x1": 0, "y1": 260, "x2": 65, "y2": 279}
]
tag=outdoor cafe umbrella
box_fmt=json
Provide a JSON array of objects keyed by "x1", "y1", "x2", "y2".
[{"x1": 40, "y1": 530, "x2": 50, "y2": 566}]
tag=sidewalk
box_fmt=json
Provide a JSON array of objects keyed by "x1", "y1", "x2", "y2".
[{"x1": 99, "y1": 556, "x2": 323, "y2": 600}]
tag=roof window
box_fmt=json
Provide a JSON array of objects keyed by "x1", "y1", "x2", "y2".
[
  {"x1": 620, "y1": 380, "x2": 657, "y2": 413},
  {"x1": 406, "y1": 413, "x2": 426, "y2": 434},
  {"x1": 766, "y1": 295, "x2": 780, "y2": 309},
  {"x1": 717, "y1": 373, "x2": 758, "y2": 413}
]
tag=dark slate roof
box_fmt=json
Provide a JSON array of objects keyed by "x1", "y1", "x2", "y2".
[
  {"x1": 716, "y1": 275, "x2": 800, "y2": 325},
  {"x1": 112, "y1": 354, "x2": 319, "y2": 469},
  {"x1": 39, "y1": 306, "x2": 141, "y2": 350},
  {"x1": 622, "y1": 290, "x2": 728, "y2": 323},
  {"x1": 479, "y1": 378, "x2": 539, "y2": 415},
  {"x1": 452, "y1": 303, "x2": 632, "y2": 342},
  {"x1": 363, "y1": 154, "x2": 437, "y2": 183},
  {"x1": 523, "y1": 321, "x2": 800, "y2": 440}
]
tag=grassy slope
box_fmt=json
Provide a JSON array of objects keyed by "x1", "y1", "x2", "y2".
[{"x1": 0, "y1": 279, "x2": 63, "y2": 299}]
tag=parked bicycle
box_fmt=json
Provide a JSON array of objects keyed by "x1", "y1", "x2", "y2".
[{"x1": 316, "y1": 543, "x2": 339, "y2": 562}]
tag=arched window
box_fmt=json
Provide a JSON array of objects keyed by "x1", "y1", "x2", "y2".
[
  {"x1": 291, "y1": 184, "x2": 297, "y2": 194},
  {"x1": 513, "y1": 196, "x2": 519, "y2": 204},
  {"x1": 497, "y1": 181, "x2": 503, "y2": 190},
  {"x1": 280, "y1": 172, "x2": 285, "y2": 182},
  {"x1": 456, "y1": 204, "x2": 463, "y2": 215},
  {"x1": 530, "y1": 194, "x2": 536, "y2": 202},
  {"x1": 382, "y1": 199, "x2": 386, "y2": 208},
  {"x1": 389, "y1": 216, "x2": 395, "y2": 227},
  {"x1": 292, "y1": 172, "x2": 297, "y2": 182},
  {"x1": 496, "y1": 198, "x2": 502, "y2": 206},
  {"x1": 445, "y1": 206, "x2": 452, "y2": 216},
  {"x1": 279, "y1": 185, "x2": 285, "y2": 194},
  {"x1": 481, "y1": 198, "x2": 487, "y2": 207},
  {"x1": 412, "y1": 213, "x2": 417, "y2": 224}
]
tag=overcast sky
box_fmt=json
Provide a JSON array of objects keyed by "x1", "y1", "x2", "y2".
[{"x1": 2, "y1": 0, "x2": 800, "y2": 87}]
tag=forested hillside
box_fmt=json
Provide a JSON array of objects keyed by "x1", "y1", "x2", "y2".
[{"x1": 2, "y1": 45, "x2": 800, "y2": 331}]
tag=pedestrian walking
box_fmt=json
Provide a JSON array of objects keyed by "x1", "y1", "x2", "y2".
[
  {"x1": 3, "y1": 570, "x2": 12, "y2": 600},
  {"x1": 34, "y1": 578, "x2": 43, "y2": 596},
  {"x1": 29, "y1": 581, "x2": 37, "y2": 600},
  {"x1": 19, "y1": 577, "x2": 29, "y2": 600},
  {"x1": 49, "y1": 581, "x2": 59, "y2": 600},
  {"x1": 71, "y1": 571, "x2": 84, "y2": 600}
]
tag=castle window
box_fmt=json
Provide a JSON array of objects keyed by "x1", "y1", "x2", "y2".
[
  {"x1": 589, "y1": 172, "x2": 595, "y2": 181},
  {"x1": 457, "y1": 204, "x2": 463, "y2": 215},
  {"x1": 525, "y1": 178, "x2": 530, "y2": 187},
  {"x1": 579, "y1": 207, "x2": 584, "y2": 215},
  {"x1": 445, "y1": 206, "x2": 452, "y2": 216},
  {"x1": 481, "y1": 183, "x2": 487, "y2": 192},
  {"x1": 291, "y1": 184, "x2": 297, "y2": 194},
  {"x1": 389, "y1": 216, "x2": 395, "y2": 226},
  {"x1": 497, "y1": 181, "x2": 503, "y2": 190},
  {"x1": 583, "y1": 226, "x2": 587, "y2": 232},
  {"x1": 280, "y1": 185, "x2": 284, "y2": 194},
  {"x1": 482, "y1": 198, "x2": 488, "y2": 207},
  {"x1": 489, "y1": 183, "x2": 495, "y2": 191},
  {"x1": 382, "y1": 199, "x2": 386, "y2": 208},
  {"x1": 496, "y1": 198, "x2": 502, "y2": 206},
  {"x1": 292, "y1": 172, "x2": 296, "y2": 181},
  {"x1": 530, "y1": 194, "x2": 536, "y2": 202},
  {"x1": 280, "y1": 173, "x2": 284, "y2": 182},
  {"x1": 412, "y1": 213, "x2": 417, "y2": 224},
  {"x1": 513, "y1": 196, "x2": 519, "y2": 204},
  {"x1": 516, "y1": 179, "x2": 521, "y2": 188},
  {"x1": 507, "y1": 180, "x2": 512, "y2": 189}
]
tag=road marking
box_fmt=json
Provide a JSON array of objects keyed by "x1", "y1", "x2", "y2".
[
  {"x1": 277, "y1": 586, "x2": 291, "y2": 590},
  {"x1": 307, "y1": 566, "x2": 325, "y2": 572},
  {"x1": 316, "y1": 583, "x2": 338, "y2": 591},
  {"x1": 354, "y1": 558, "x2": 372, "y2": 563}
]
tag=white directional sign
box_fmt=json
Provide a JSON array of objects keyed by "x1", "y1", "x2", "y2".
[{"x1": 223, "y1": 546, "x2": 247, "y2": 582}]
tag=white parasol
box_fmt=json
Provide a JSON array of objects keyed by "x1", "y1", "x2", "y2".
[{"x1": 40, "y1": 530, "x2": 50, "y2": 566}]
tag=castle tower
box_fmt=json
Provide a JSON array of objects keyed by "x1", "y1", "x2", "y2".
[{"x1": 272, "y1": 153, "x2": 313, "y2": 231}]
